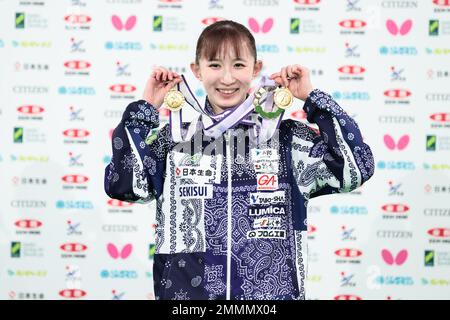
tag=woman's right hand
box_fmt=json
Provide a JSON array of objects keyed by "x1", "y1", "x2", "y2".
[{"x1": 143, "y1": 67, "x2": 183, "y2": 109}]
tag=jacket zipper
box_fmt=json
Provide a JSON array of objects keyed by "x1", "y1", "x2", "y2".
[{"x1": 225, "y1": 129, "x2": 232, "y2": 300}]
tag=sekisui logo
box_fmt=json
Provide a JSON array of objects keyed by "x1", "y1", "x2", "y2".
[
  {"x1": 256, "y1": 174, "x2": 278, "y2": 191},
  {"x1": 337, "y1": 65, "x2": 366, "y2": 81},
  {"x1": 15, "y1": 219, "x2": 42, "y2": 235},
  {"x1": 64, "y1": 15, "x2": 91, "y2": 31},
  {"x1": 17, "y1": 105, "x2": 44, "y2": 121},
  {"x1": 383, "y1": 89, "x2": 411, "y2": 105},
  {"x1": 61, "y1": 174, "x2": 89, "y2": 191},
  {"x1": 109, "y1": 84, "x2": 137, "y2": 100},
  {"x1": 60, "y1": 243, "x2": 87, "y2": 259},
  {"x1": 64, "y1": 60, "x2": 91, "y2": 76},
  {"x1": 59, "y1": 289, "x2": 87, "y2": 299},
  {"x1": 427, "y1": 228, "x2": 450, "y2": 244},
  {"x1": 430, "y1": 112, "x2": 450, "y2": 129},
  {"x1": 381, "y1": 203, "x2": 409, "y2": 220},
  {"x1": 63, "y1": 129, "x2": 90, "y2": 145},
  {"x1": 335, "y1": 248, "x2": 363, "y2": 264}
]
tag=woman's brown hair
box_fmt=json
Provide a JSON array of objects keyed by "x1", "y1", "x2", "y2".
[{"x1": 195, "y1": 20, "x2": 257, "y2": 65}]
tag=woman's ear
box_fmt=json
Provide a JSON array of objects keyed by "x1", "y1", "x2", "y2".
[
  {"x1": 253, "y1": 60, "x2": 263, "y2": 78},
  {"x1": 190, "y1": 62, "x2": 202, "y2": 81}
]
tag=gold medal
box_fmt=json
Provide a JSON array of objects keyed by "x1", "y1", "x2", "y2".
[
  {"x1": 273, "y1": 87, "x2": 293, "y2": 110},
  {"x1": 164, "y1": 87, "x2": 185, "y2": 111}
]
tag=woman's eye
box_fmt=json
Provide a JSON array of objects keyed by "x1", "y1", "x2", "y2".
[
  {"x1": 235, "y1": 63, "x2": 245, "y2": 67},
  {"x1": 209, "y1": 64, "x2": 220, "y2": 68}
]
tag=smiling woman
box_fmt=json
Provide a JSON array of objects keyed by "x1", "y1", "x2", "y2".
[
  {"x1": 104, "y1": 19, "x2": 374, "y2": 301},
  {"x1": 189, "y1": 20, "x2": 263, "y2": 114}
]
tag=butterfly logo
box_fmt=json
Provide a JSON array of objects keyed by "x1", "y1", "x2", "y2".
[
  {"x1": 248, "y1": 18, "x2": 273, "y2": 33},
  {"x1": 381, "y1": 249, "x2": 408, "y2": 266},
  {"x1": 383, "y1": 134, "x2": 409, "y2": 150},
  {"x1": 107, "y1": 243, "x2": 133, "y2": 259},
  {"x1": 386, "y1": 19, "x2": 412, "y2": 36},
  {"x1": 112, "y1": 15, "x2": 137, "y2": 31}
]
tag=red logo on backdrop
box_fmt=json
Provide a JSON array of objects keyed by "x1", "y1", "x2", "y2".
[
  {"x1": 109, "y1": 84, "x2": 136, "y2": 93},
  {"x1": 338, "y1": 65, "x2": 366, "y2": 75},
  {"x1": 17, "y1": 105, "x2": 44, "y2": 114},
  {"x1": 201, "y1": 17, "x2": 223, "y2": 25},
  {"x1": 107, "y1": 199, "x2": 134, "y2": 208},
  {"x1": 62, "y1": 175, "x2": 89, "y2": 184},
  {"x1": 334, "y1": 248, "x2": 363, "y2": 258},
  {"x1": 427, "y1": 228, "x2": 450, "y2": 238},
  {"x1": 334, "y1": 295, "x2": 362, "y2": 300},
  {"x1": 294, "y1": 0, "x2": 321, "y2": 4},
  {"x1": 59, "y1": 289, "x2": 87, "y2": 299},
  {"x1": 64, "y1": 15, "x2": 91, "y2": 24},
  {"x1": 308, "y1": 225, "x2": 317, "y2": 234},
  {"x1": 15, "y1": 219, "x2": 42, "y2": 229},
  {"x1": 430, "y1": 113, "x2": 450, "y2": 122},
  {"x1": 433, "y1": 0, "x2": 450, "y2": 7},
  {"x1": 383, "y1": 89, "x2": 411, "y2": 99},
  {"x1": 290, "y1": 110, "x2": 306, "y2": 120},
  {"x1": 339, "y1": 20, "x2": 366, "y2": 29},
  {"x1": 64, "y1": 60, "x2": 91, "y2": 70},
  {"x1": 381, "y1": 204, "x2": 409, "y2": 213},
  {"x1": 63, "y1": 129, "x2": 90, "y2": 138},
  {"x1": 60, "y1": 243, "x2": 88, "y2": 252},
  {"x1": 159, "y1": 0, "x2": 182, "y2": 2}
]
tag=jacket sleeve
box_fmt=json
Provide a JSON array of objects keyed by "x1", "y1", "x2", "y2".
[
  {"x1": 104, "y1": 99, "x2": 171, "y2": 203},
  {"x1": 290, "y1": 89, "x2": 375, "y2": 199}
]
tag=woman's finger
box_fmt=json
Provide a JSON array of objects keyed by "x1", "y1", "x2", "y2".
[{"x1": 281, "y1": 67, "x2": 289, "y2": 87}]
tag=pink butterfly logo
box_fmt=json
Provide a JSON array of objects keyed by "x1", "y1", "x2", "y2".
[
  {"x1": 248, "y1": 18, "x2": 273, "y2": 33},
  {"x1": 107, "y1": 243, "x2": 133, "y2": 259},
  {"x1": 112, "y1": 15, "x2": 137, "y2": 31},
  {"x1": 381, "y1": 249, "x2": 408, "y2": 266},
  {"x1": 383, "y1": 134, "x2": 409, "y2": 150},
  {"x1": 386, "y1": 19, "x2": 412, "y2": 36}
]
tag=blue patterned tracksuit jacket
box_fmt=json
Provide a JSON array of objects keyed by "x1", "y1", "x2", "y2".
[{"x1": 104, "y1": 89, "x2": 374, "y2": 300}]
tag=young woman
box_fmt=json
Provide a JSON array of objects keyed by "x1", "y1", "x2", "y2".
[{"x1": 104, "y1": 20, "x2": 374, "y2": 300}]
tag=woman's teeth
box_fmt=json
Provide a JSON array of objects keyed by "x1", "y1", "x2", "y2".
[{"x1": 217, "y1": 89, "x2": 238, "y2": 95}]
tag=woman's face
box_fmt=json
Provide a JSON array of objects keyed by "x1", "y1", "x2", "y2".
[{"x1": 190, "y1": 43, "x2": 262, "y2": 114}]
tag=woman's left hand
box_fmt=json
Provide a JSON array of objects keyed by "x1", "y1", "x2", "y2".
[{"x1": 269, "y1": 64, "x2": 314, "y2": 101}]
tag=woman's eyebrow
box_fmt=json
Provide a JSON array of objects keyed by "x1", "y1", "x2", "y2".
[{"x1": 208, "y1": 58, "x2": 247, "y2": 62}]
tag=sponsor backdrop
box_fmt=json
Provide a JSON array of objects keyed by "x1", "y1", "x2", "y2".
[{"x1": 0, "y1": 0, "x2": 449, "y2": 300}]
